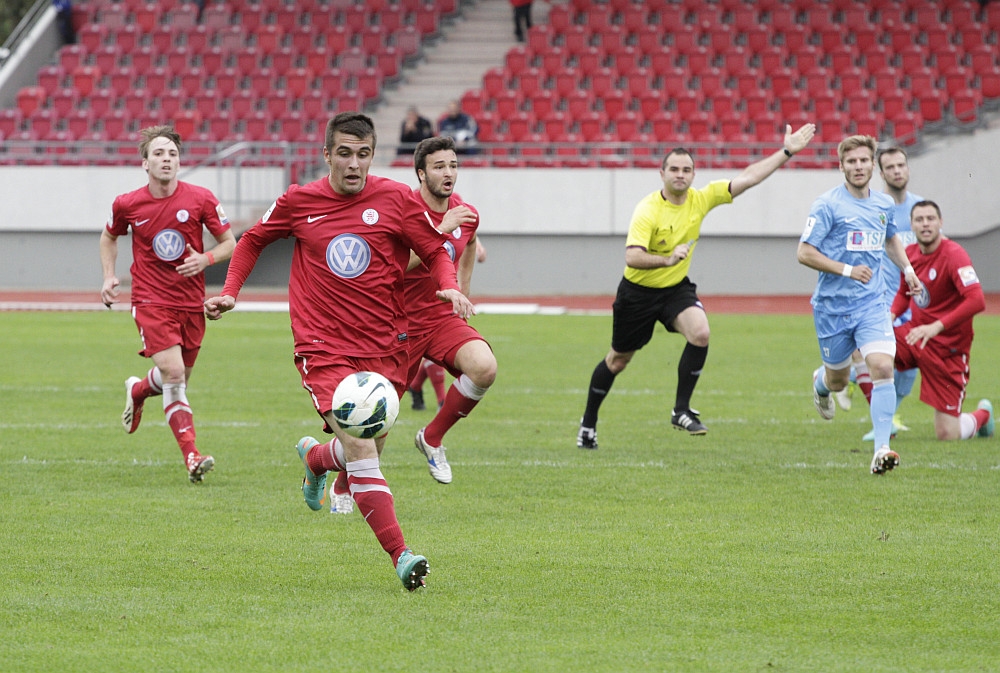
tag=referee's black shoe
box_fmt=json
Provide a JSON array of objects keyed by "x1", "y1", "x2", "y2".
[{"x1": 672, "y1": 408, "x2": 708, "y2": 435}]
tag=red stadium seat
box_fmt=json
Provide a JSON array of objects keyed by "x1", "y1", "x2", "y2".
[
  {"x1": 517, "y1": 68, "x2": 545, "y2": 98},
  {"x1": 0, "y1": 108, "x2": 24, "y2": 138},
  {"x1": 87, "y1": 88, "x2": 115, "y2": 119},
  {"x1": 601, "y1": 89, "x2": 627, "y2": 119},
  {"x1": 951, "y1": 88, "x2": 982, "y2": 123},
  {"x1": 16, "y1": 86, "x2": 46, "y2": 117},
  {"x1": 916, "y1": 91, "x2": 945, "y2": 124},
  {"x1": 494, "y1": 89, "x2": 521, "y2": 118},
  {"x1": 528, "y1": 90, "x2": 555, "y2": 118}
]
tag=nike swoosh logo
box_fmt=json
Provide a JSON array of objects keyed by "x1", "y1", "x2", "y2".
[
  {"x1": 844, "y1": 217, "x2": 858, "y2": 223},
  {"x1": 132, "y1": 219, "x2": 149, "y2": 227},
  {"x1": 307, "y1": 214, "x2": 328, "y2": 223}
]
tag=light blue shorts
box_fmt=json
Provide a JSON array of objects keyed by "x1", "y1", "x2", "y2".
[{"x1": 814, "y1": 301, "x2": 895, "y2": 368}]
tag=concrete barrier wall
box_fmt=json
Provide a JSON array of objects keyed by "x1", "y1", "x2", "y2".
[{"x1": 1, "y1": 131, "x2": 998, "y2": 293}]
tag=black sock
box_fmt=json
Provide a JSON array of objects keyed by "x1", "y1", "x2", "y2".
[
  {"x1": 675, "y1": 343, "x2": 708, "y2": 412},
  {"x1": 582, "y1": 359, "x2": 616, "y2": 428}
]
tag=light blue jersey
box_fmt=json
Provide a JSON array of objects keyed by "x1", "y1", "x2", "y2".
[
  {"x1": 879, "y1": 191, "x2": 921, "y2": 301},
  {"x1": 800, "y1": 184, "x2": 898, "y2": 315}
]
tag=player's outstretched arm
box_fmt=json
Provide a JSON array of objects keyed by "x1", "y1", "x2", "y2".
[
  {"x1": 730, "y1": 123, "x2": 816, "y2": 198},
  {"x1": 204, "y1": 295, "x2": 236, "y2": 320}
]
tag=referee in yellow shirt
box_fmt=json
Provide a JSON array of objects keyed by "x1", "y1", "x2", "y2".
[{"x1": 577, "y1": 123, "x2": 816, "y2": 449}]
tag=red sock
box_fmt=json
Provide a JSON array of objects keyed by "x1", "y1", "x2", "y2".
[
  {"x1": 132, "y1": 369, "x2": 162, "y2": 402},
  {"x1": 427, "y1": 363, "x2": 447, "y2": 406},
  {"x1": 166, "y1": 404, "x2": 198, "y2": 461},
  {"x1": 348, "y1": 459, "x2": 407, "y2": 564},
  {"x1": 306, "y1": 438, "x2": 346, "y2": 474},
  {"x1": 424, "y1": 382, "x2": 481, "y2": 446},
  {"x1": 856, "y1": 372, "x2": 873, "y2": 405},
  {"x1": 973, "y1": 408, "x2": 990, "y2": 432},
  {"x1": 332, "y1": 471, "x2": 349, "y2": 496},
  {"x1": 409, "y1": 365, "x2": 427, "y2": 390}
]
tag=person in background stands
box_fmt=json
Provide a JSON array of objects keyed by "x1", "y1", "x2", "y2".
[
  {"x1": 510, "y1": 0, "x2": 533, "y2": 42},
  {"x1": 437, "y1": 99, "x2": 478, "y2": 155},
  {"x1": 397, "y1": 105, "x2": 434, "y2": 156}
]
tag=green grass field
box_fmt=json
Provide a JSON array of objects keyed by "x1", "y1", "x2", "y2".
[{"x1": 2, "y1": 309, "x2": 999, "y2": 672}]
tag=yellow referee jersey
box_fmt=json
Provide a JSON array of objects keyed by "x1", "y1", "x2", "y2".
[{"x1": 624, "y1": 180, "x2": 732, "y2": 288}]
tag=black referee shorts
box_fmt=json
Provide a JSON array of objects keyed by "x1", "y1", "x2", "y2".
[{"x1": 611, "y1": 276, "x2": 704, "y2": 353}]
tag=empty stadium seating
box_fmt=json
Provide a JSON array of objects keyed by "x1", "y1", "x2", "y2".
[
  {"x1": 4, "y1": 0, "x2": 1000, "y2": 168},
  {"x1": 464, "y1": 0, "x2": 1000, "y2": 167},
  {"x1": 0, "y1": 0, "x2": 459, "y2": 164}
]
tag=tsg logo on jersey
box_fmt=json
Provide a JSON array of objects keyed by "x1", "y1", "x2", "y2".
[
  {"x1": 327, "y1": 234, "x2": 371, "y2": 278},
  {"x1": 153, "y1": 229, "x2": 186, "y2": 261},
  {"x1": 846, "y1": 230, "x2": 885, "y2": 251},
  {"x1": 362, "y1": 208, "x2": 379, "y2": 225},
  {"x1": 176, "y1": 209, "x2": 190, "y2": 223}
]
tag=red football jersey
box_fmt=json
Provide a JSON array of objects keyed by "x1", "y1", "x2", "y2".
[
  {"x1": 892, "y1": 239, "x2": 984, "y2": 354},
  {"x1": 404, "y1": 190, "x2": 480, "y2": 334},
  {"x1": 107, "y1": 181, "x2": 229, "y2": 311},
  {"x1": 223, "y1": 174, "x2": 458, "y2": 357}
]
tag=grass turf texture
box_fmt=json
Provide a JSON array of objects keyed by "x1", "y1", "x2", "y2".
[{"x1": 1, "y1": 310, "x2": 999, "y2": 672}]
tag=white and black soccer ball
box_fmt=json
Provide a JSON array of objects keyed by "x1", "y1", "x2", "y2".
[{"x1": 331, "y1": 371, "x2": 400, "y2": 439}]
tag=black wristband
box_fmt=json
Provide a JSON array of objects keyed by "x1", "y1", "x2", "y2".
[{"x1": 783, "y1": 148, "x2": 793, "y2": 157}]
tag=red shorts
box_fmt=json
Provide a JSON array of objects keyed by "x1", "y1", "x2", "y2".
[
  {"x1": 404, "y1": 317, "x2": 489, "y2": 385},
  {"x1": 895, "y1": 324, "x2": 970, "y2": 417},
  {"x1": 294, "y1": 349, "x2": 409, "y2": 431},
  {"x1": 132, "y1": 304, "x2": 205, "y2": 367}
]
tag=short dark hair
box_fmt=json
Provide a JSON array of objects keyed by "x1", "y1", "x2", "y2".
[
  {"x1": 910, "y1": 199, "x2": 941, "y2": 220},
  {"x1": 325, "y1": 112, "x2": 376, "y2": 151},
  {"x1": 413, "y1": 136, "x2": 457, "y2": 177},
  {"x1": 661, "y1": 147, "x2": 693, "y2": 170},
  {"x1": 877, "y1": 146, "x2": 908, "y2": 171},
  {"x1": 138, "y1": 125, "x2": 181, "y2": 159}
]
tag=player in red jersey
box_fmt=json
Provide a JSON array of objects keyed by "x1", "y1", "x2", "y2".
[
  {"x1": 891, "y1": 200, "x2": 993, "y2": 441},
  {"x1": 405, "y1": 136, "x2": 497, "y2": 485},
  {"x1": 100, "y1": 125, "x2": 235, "y2": 483},
  {"x1": 204, "y1": 113, "x2": 475, "y2": 591},
  {"x1": 407, "y1": 237, "x2": 488, "y2": 412}
]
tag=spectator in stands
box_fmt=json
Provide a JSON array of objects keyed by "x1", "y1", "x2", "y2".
[
  {"x1": 437, "y1": 99, "x2": 478, "y2": 154},
  {"x1": 397, "y1": 105, "x2": 434, "y2": 156},
  {"x1": 510, "y1": 0, "x2": 533, "y2": 42},
  {"x1": 100, "y1": 125, "x2": 235, "y2": 484},
  {"x1": 53, "y1": 0, "x2": 76, "y2": 45}
]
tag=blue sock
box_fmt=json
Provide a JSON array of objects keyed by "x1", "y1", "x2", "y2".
[
  {"x1": 895, "y1": 367, "x2": 917, "y2": 404},
  {"x1": 871, "y1": 379, "x2": 896, "y2": 448},
  {"x1": 813, "y1": 366, "x2": 830, "y2": 395}
]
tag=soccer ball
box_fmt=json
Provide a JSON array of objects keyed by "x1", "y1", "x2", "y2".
[{"x1": 330, "y1": 371, "x2": 400, "y2": 439}]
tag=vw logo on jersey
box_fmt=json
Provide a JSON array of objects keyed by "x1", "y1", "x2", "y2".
[
  {"x1": 176, "y1": 209, "x2": 190, "y2": 223},
  {"x1": 914, "y1": 284, "x2": 931, "y2": 309},
  {"x1": 153, "y1": 229, "x2": 186, "y2": 261},
  {"x1": 362, "y1": 208, "x2": 379, "y2": 225},
  {"x1": 327, "y1": 233, "x2": 371, "y2": 278},
  {"x1": 444, "y1": 240, "x2": 457, "y2": 262}
]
